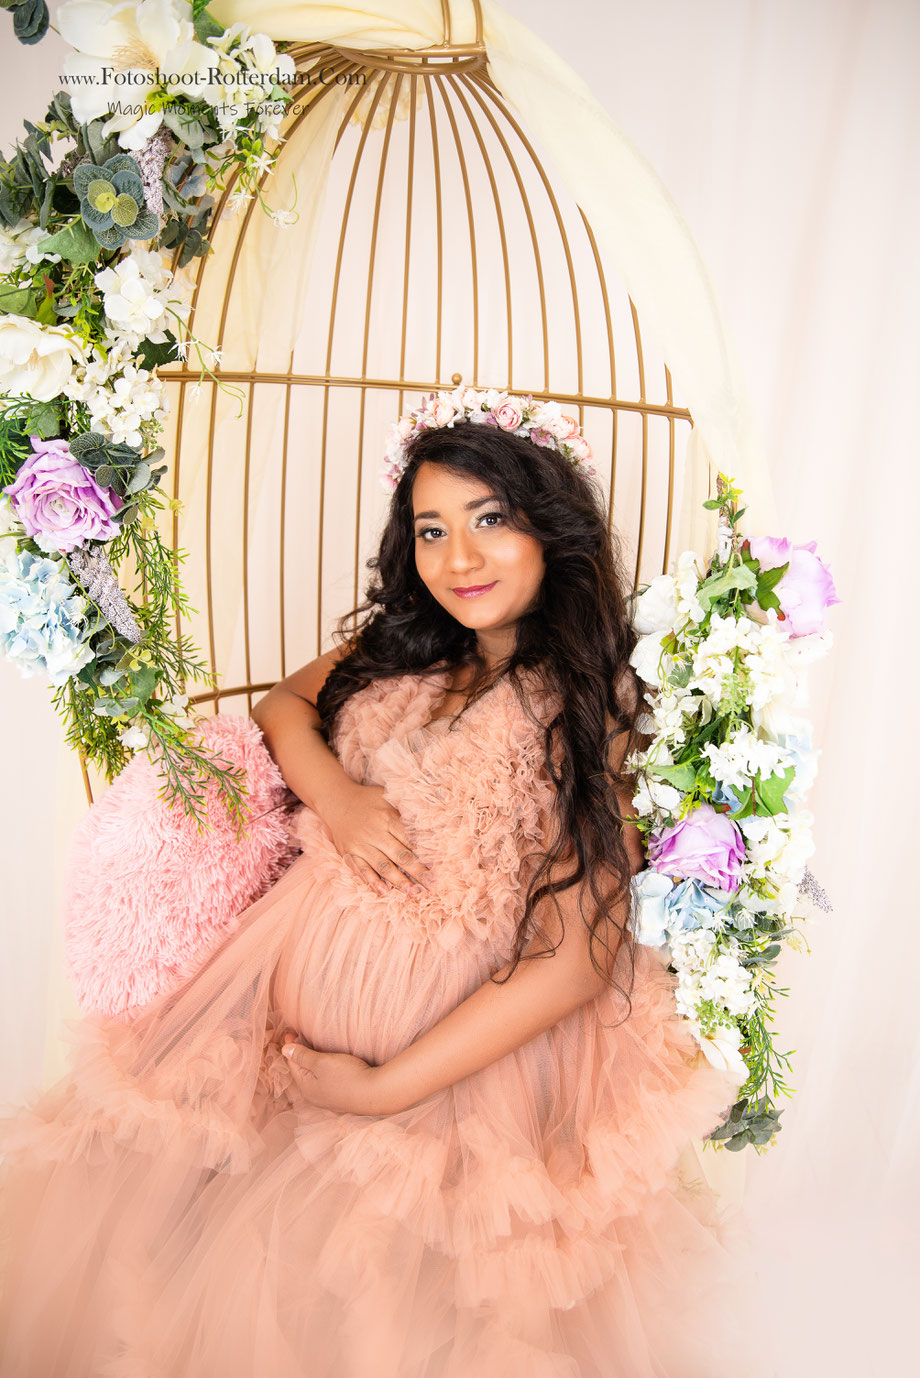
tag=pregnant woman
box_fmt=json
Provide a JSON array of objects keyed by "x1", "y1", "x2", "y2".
[{"x1": 0, "y1": 392, "x2": 753, "y2": 1377}]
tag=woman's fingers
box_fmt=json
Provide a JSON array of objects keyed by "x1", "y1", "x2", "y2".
[
  {"x1": 384, "y1": 833, "x2": 430, "y2": 889},
  {"x1": 346, "y1": 854, "x2": 388, "y2": 897},
  {"x1": 369, "y1": 849, "x2": 422, "y2": 894}
]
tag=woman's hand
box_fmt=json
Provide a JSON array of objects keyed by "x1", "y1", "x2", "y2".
[
  {"x1": 280, "y1": 1033, "x2": 398, "y2": 1115},
  {"x1": 319, "y1": 780, "x2": 430, "y2": 897}
]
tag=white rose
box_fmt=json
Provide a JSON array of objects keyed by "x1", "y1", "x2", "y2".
[
  {"x1": 431, "y1": 398, "x2": 458, "y2": 427},
  {"x1": 0, "y1": 315, "x2": 83, "y2": 402},
  {"x1": 630, "y1": 631, "x2": 671, "y2": 686},
  {"x1": 633, "y1": 574, "x2": 679, "y2": 634},
  {"x1": 685, "y1": 1018, "x2": 749, "y2": 1083}
]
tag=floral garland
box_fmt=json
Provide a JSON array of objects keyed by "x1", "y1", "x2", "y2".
[
  {"x1": 380, "y1": 385, "x2": 596, "y2": 491},
  {"x1": 627, "y1": 475, "x2": 839, "y2": 1152},
  {"x1": 0, "y1": 0, "x2": 299, "y2": 829}
]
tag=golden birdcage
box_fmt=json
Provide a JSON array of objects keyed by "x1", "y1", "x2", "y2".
[{"x1": 79, "y1": 6, "x2": 696, "y2": 800}]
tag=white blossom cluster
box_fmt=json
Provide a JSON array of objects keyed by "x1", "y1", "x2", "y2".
[
  {"x1": 205, "y1": 24, "x2": 296, "y2": 143},
  {"x1": 94, "y1": 249, "x2": 193, "y2": 351},
  {"x1": 668, "y1": 928, "x2": 757, "y2": 1022},
  {"x1": 63, "y1": 338, "x2": 167, "y2": 449},
  {"x1": 59, "y1": 249, "x2": 194, "y2": 448}
]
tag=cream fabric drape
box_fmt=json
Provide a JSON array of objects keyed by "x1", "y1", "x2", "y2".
[{"x1": 211, "y1": 0, "x2": 776, "y2": 554}]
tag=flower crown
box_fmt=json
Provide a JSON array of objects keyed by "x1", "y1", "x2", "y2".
[{"x1": 380, "y1": 386, "x2": 596, "y2": 492}]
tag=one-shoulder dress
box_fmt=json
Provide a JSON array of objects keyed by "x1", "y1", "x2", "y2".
[{"x1": 0, "y1": 669, "x2": 761, "y2": 1378}]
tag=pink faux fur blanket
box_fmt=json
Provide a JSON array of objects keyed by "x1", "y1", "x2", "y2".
[{"x1": 63, "y1": 714, "x2": 302, "y2": 1020}]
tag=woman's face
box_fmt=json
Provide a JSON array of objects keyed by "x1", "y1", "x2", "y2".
[{"x1": 411, "y1": 462, "x2": 546, "y2": 662}]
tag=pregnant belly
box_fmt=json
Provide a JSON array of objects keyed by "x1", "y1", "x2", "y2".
[{"x1": 270, "y1": 870, "x2": 490, "y2": 1067}]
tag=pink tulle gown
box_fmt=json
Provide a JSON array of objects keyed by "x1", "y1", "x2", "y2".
[{"x1": 0, "y1": 669, "x2": 760, "y2": 1378}]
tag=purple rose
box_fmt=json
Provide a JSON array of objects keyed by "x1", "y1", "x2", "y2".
[
  {"x1": 748, "y1": 535, "x2": 840, "y2": 637},
  {"x1": 648, "y1": 803, "x2": 745, "y2": 892},
  {"x1": 4, "y1": 436, "x2": 122, "y2": 554}
]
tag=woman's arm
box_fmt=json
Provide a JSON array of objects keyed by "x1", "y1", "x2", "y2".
[
  {"x1": 250, "y1": 647, "x2": 354, "y2": 813},
  {"x1": 252, "y1": 650, "x2": 430, "y2": 893}
]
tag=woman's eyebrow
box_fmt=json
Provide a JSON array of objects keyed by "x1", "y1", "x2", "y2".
[{"x1": 413, "y1": 496, "x2": 497, "y2": 521}]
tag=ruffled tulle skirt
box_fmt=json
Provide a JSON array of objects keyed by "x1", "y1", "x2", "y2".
[{"x1": 1, "y1": 849, "x2": 765, "y2": 1378}]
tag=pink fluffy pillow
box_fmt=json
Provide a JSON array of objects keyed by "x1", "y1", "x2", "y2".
[{"x1": 63, "y1": 713, "x2": 301, "y2": 1020}]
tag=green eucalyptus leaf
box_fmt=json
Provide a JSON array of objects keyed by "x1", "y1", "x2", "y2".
[
  {"x1": 128, "y1": 208, "x2": 159, "y2": 241},
  {"x1": 98, "y1": 665, "x2": 126, "y2": 686},
  {"x1": 115, "y1": 695, "x2": 140, "y2": 715},
  {"x1": 126, "y1": 462, "x2": 151, "y2": 494},
  {"x1": 94, "y1": 464, "x2": 115, "y2": 487},
  {"x1": 92, "y1": 698, "x2": 125, "y2": 717}
]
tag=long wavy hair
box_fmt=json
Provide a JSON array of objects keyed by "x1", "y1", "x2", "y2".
[{"x1": 316, "y1": 419, "x2": 648, "y2": 1019}]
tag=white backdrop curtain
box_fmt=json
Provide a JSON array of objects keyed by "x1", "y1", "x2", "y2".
[{"x1": 1, "y1": 3, "x2": 916, "y2": 1375}]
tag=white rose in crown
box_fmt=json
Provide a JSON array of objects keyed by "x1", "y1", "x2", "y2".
[{"x1": 0, "y1": 314, "x2": 84, "y2": 403}]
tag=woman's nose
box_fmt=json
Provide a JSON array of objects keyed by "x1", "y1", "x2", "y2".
[{"x1": 446, "y1": 534, "x2": 482, "y2": 573}]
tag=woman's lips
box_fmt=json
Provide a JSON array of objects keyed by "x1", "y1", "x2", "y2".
[{"x1": 451, "y1": 581, "x2": 497, "y2": 599}]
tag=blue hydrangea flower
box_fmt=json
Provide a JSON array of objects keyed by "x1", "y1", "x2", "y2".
[
  {"x1": 665, "y1": 878, "x2": 734, "y2": 933},
  {"x1": 0, "y1": 549, "x2": 95, "y2": 685},
  {"x1": 711, "y1": 779, "x2": 742, "y2": 811},
  {"x1": 629, "y1": 871, "x2": 735, "y2": 947}
]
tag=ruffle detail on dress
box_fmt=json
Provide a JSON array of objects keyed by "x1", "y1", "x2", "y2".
[
  {"x1": 0, "y1": 1014, "x2": 261, "y2": 1175},
  {"x1": 319, "y1": 670, "x2": 561, "y2": 952}
]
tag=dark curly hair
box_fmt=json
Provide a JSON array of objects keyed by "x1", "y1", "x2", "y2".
[{"x1": 316, "y1": 418, "x2": 648, "y2": 1021}]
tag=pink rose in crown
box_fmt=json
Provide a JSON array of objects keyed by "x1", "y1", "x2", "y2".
[
  {"x1": 648, "y1": 803, "x2": 745, "y2": 892},
  {"x1": 748, "y1": 535, "x2": 840, "y2": 637},
  {"x1": 5, "y1": 436, "x2": 122, "y2": 554},
  {"x1": 493, "y1": 399, "x2": 524, "y2": 431}
]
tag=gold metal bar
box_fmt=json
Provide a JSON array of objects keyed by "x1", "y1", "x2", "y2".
[
  {"x1": 331, "y1": 48, "x2": 486, "y2": 75},
  {"x1": 439, "y1": 0, "x2": 451, "y2": 44},
  {"x1": 78, "y1": 753, "x2": 94, "y2": 807},
  {"x1": 426, "y1": 70, "x2": 444, "y2": 383},
  {"x1": 279, "y1": 360, "x2": 292, "y2": 677},
  {"x1": 354, "y1": 72, "x2": 405, "y2": 609},
  {"x1": 462, "y1": 74, "x2": 549, "y2": 393},
  {"x1": 432, "y1": 74, "x2": 479, "y2": 383},
  {"x1": 398, "y1": 73, "x2": 418, "y2": 386},
  {"x1": 189, "y1": 683, "x2": 278, "y2": 704},
  {"x1": 241, "y1": 378, "x2": 254, "y2": 716},
  {"x1": 470, "y1": 76, "x2": 584, "y2": 397},
  {"x1": 663, "y1": 363, "x2": 677, "y2": 575},
  {"x1": 168, "y1": 379, "x2": 187, "y2": 676},
  {"x1": 320, "y1": 70, "x2": 394, "y2": 653},
  {"x1": 163, "y1": 370, "x2": 691, "y2": 419},
  {"x1": 629, "y1": 298, "x2": 648, "y2": 582},
  {"x1": 448, "y1": 74, "x2": 513, "y2": 388}
]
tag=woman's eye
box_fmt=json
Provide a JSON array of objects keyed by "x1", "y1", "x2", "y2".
[{"x1": 416, "y1": 512, "x2": 503, "y2": 541}]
